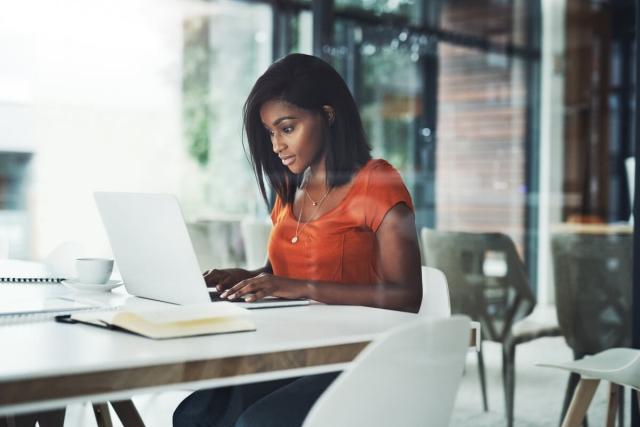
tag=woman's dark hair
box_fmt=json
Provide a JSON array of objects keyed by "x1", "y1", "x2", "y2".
[{"x1": 243, "y1": 53, "x2": 371, "y2": 206}]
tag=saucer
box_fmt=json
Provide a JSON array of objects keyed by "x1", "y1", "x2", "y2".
[{"x1": 61, "y1": 279, "x2": 124, "y2": 293}]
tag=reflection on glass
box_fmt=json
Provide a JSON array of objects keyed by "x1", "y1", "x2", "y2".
[
  {"x1": 182, "y1": 2, "x2": 272, "y2": 216},
  {"x1": 437, "y1": 43, "x2": 527, "y2": 249},
  {"x1": 335, "y1": 0, "x2": 423, "y2": 24},
  {"x1": 332, "y1": 22, "x2": 427, "y2": 226},
  {"x1": 440, "y1": 0, "x2": 528, "y2": 47}
]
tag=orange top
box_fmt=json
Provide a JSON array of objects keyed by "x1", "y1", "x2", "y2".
[{"x1": 268, "y1": 159, "x2": 414, "y2": 285}]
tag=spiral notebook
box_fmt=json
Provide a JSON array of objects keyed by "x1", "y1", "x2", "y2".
[
  {"x1": 0, "y1": 260, "x2": 65, "y2": 284},
  {"x1": 0, "y1": 297, "x2": 116, "y2": 324}
]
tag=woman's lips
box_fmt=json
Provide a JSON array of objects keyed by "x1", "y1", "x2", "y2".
[{"x1": 281, "y1": 155, "x2": 295, "y2": 166}]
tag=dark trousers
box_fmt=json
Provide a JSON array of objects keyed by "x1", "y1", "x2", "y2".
[{"x1": 173, "y1": 372, "x2": 339, "y2": 427}]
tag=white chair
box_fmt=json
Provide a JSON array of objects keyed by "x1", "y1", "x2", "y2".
[
  {"x1": 240, "y1": 218, "x2": 272, "y2": 270},
  {"x1": 419, "y1": 266, "x2": 451, "y2": 318},
  {"x1": 539, "y1": 348, "x2": 640, "y2": 427},
  {"x1": 43, "y1": 241, "x2": 85, "y2": 278},
  {"x1": 303, "y1": 316, "x2": 471, "y2": 427}
]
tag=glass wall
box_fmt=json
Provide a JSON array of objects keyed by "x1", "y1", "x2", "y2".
[
  {"x1": 0, "y1": 0, "x2": 274, "y2": 259},
  {"x1": 0, "y1": 0, "x2": 636, "y2": 424},
  {"x1": 322, "y1": 0, "x2": 635, "y2": 424}
]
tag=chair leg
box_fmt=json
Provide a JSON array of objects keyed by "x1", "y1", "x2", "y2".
[
  {"x1": 477, "y1": 342, "x2": 489, "y2": 412},
  {"x1": 7, "y1": 412, "x2": 39, "y2": 427},
  {"x1": 561, "y1": 378, "x2": 600, "y2": 427},
  {"x1": 561, "y1": 371, "x2": 589, "y2": 427},
  {"x1": 93, "y1": 403, "x2": 113, "y2": 427},
  {"x1": 617, "y1": 386, "x2": 624, "y2": 427},
  {"x1": 606, "y1": 383, "x2": 620, "y2": 427},
  {"x1": 111, "y1": 399, "x2": 146, "y2": 427},
  {"x1": 502, "y1": 345, "x2": 516, "y2": 427}
]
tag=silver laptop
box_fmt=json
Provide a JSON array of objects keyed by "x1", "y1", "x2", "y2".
[{"x1": 94, "y1": 192, "x2": 309, "y2": 309}]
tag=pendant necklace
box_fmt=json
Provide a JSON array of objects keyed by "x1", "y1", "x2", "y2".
[{"x1": 291, "y1": 187, "x2": 332, "y2": 244}]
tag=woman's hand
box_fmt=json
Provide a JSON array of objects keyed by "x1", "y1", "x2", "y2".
[
  {"x1": 203, "y1": 268, "x2": 256, "y2": 293},
  {"x1": 220, "y1": 273, "x2": 304, "y2": 302}
]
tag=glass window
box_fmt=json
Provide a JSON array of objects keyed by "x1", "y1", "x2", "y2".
[
  {"x1": 0, "y1": 0, "x2": 273, "y2": 258},
  {"x1": 335, "y1": 0, "x2": 423, "y2": 23},
  {"x1": 440, "y1": 0, "x2": 529, "y2": 47},
  {"x1": 436, "y1": 44, "x2": 528, "y2": 251},
  {"x1": 331, "y1": 21, "x2": 430, "y2": 227}
]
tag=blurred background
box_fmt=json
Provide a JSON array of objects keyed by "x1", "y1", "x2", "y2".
[{"x1": 0, "y1": 0, "x2": 637, "y2": 425}]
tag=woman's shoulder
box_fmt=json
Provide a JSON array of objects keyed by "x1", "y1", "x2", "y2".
[
  {"x1": 353, "y1": 158, "x2": 398, "y2": 185},
  {"x1": 361, "y1": 158, "x2": 395, "y2": 173},
  {"x1": 358, "y1": 158, "x2": 405, "y2": 188},
  {"x1": 354, "y1": 159, "x2": 413, "y2": 231}
]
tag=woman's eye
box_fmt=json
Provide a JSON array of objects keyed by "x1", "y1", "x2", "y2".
[{"x1": 282, "y1": 126, "x2": 294, "y2": 134}]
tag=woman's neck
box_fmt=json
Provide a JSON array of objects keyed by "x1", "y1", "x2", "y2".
[{"x1": 305, "y1": 156, "x2": 328, "y2": 191}]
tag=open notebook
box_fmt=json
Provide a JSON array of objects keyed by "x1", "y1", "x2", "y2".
[{"x1": 56, "y1": 302, "x2": 255, "y2": 339}]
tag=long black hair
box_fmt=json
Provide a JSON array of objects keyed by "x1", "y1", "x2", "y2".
[{"x1": 243, "y1": 53, "x2": 371, "y2": 206}]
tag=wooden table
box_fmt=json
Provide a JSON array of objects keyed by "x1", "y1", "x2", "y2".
[
  {"x1": 0, "y1": 288, "x2": 413, "y2": 415},
  {"x1": 0, "y1": 283, "x2": 478, "y2": 427}
]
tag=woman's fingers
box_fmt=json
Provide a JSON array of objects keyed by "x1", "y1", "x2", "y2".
[
  {"x1": 203, "y1": 269, "x2": 224, "y2": 287},
  {"x1": 221, "y1": 275, "x2": 267, "y2": 299},
  {"x1": 244, "y1": 290, "x2": 267, "y2": 302},
  {"x1": 203, "y1": 269, "x2": 243, "y2": 292}
]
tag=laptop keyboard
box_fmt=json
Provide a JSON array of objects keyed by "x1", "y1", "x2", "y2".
[{"x1": 209, "y1": 292, "x2": 245, "y2": 303}]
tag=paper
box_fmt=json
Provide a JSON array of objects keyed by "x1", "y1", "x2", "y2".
[{"x1": 0, "y1": 296, "x2": 98, "y2": 316}]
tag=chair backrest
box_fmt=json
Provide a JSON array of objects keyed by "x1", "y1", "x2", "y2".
[
  {"x1": 551, "y1": 232, "x2": 632, "y2": 355},
  {"x1": 420, "y1": 228, "x2": 535, "y2": 343},
  {"x1": 303, "y1": 316, "x2": 471, "y2": 427},
  {"x1": 419, "y1": 266, "x2": 451, "y2": 318},
  {"x1": 43, "y1": 241, "x2": 85, "y2": 278},
  {"x1": 240, "y1": 218, "x2": 272, "y2": 270}
]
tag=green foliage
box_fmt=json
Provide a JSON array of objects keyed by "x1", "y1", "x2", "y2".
[{"x1": 183, "y1": 18, "x2": 212, "y2": 167}]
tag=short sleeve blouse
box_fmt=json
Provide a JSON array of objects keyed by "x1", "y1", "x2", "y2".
[{"x1": 268, "y1": 159, "x2": 414, "y2": 285}]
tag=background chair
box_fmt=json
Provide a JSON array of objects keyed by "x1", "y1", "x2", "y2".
[
  {"x1": 539, "y1": 348, "x2": 640, "y2": 427},
  {"x1": 240, "y1": 217, "x2": 272, "y2": 270},
  {"x1": 421, "y1": 228, "x2": 561, "y2": 426},
  {"x1": 419, "y1": 266, "x2": 451, "y2": 319},
  {"x1": 303, "y1": 316, "x2": 471, "y2": 427},
  {"x1": 43, "y1": 240, "x2": 86, "y2": 278},
  {"x1": 551, "y1": 232, "x2": 632, "y2": 425},
  {"x1": 186, "y1": 218, "x2": 245, "y2": 271}
]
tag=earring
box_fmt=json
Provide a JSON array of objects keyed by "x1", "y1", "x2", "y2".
[{"x1": 327, "y1": 111, "x2": 335, "y2": 125}]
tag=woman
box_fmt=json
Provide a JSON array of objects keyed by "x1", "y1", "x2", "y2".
[{"x1": 173, "y1": 53, "x2": 422, "y2": 427}]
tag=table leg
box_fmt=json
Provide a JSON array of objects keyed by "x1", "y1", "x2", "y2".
[
  {"x1": 93, "y1": 403, "x2": 113, "y2": 427},
  {"x1": 111, "y1": 400, "x2": 145, "y2": 427},
  {"x1": 1, "y1": 409, "x2": 64, "y2": 427}
]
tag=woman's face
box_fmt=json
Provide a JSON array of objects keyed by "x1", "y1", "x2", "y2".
[{"x1": 260, "y1": 99, "x2": 328, "y2": 175}]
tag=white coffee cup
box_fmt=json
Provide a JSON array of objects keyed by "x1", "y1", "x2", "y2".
[{"x1": 76, "y1": 258, "x2": 114, "y2": 284}]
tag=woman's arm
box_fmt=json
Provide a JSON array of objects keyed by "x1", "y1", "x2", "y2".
[{"x1": 220, "y1": 203, "x2": 423, "y2": 313}]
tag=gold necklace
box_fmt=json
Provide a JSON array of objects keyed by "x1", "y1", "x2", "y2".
[
  {"x1": 291, "y1": 188, "x2": 332, "y2": 244},
  {"x1": 304, "y1": 187, "x2": 330, "y2": 206}
]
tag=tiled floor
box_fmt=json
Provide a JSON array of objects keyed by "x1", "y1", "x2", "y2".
[
  {"x1": 452, "y1": 337, "x2": 631, "y2": 427},
  {"x1": 59, "y1": 336, "x2": 631, "y2": 426}
]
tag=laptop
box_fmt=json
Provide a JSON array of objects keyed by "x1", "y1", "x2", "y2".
[{"x1": 94, "y1": 192, "x2": 309, "y2": 309}]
